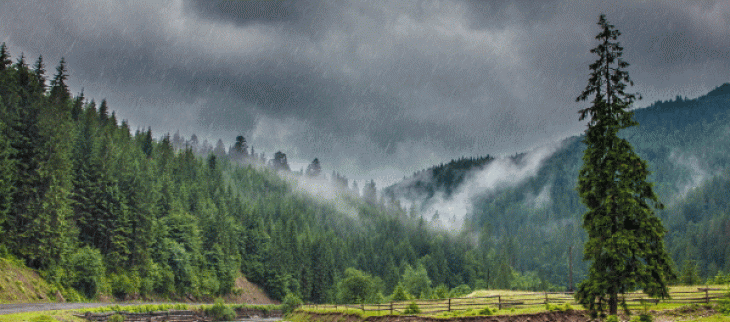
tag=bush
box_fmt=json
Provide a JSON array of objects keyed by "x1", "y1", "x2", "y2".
[
  {"x1": 205, "y1": 299, "x2": 236, "y2": 321},
  {"x1": 336, "y1": 268, "x2": 381, "y2": 304},
  {"x1": 29, "y1": 315, "x2": 58, "y2": 322},
  {"x1": 404, "y1": 302, "x2": 421, "y2": 314},
  {"x1": 606, "y1": 315, "x2": 619, "y2": 322},
  {"x1": 433, "y1": 284, "x2": 449, "y2": 299},
  {"x1": 390, "y1": 283, "x2": 411, "y2": 301},
  {"x1": 546, "y1": 303, "x2": 574, "y2": 312},
  {"x1": 68, "y1": 246, "x2": 106, "y2": 299},
  {"x1": 283, "y1": 293, "x2": 303, "y2": 315},
  {"x1": 718, "y1": 293, "x2": 730, "y2": 315},
  {"x1": 630, "y1": 313, "x2": 653, "y2": 322},
  {"x1": 449, "y1": 284, "x2": 472, "y2": 298},
  {"x1": 107, "y1": 314, "x2": 124, "y2": 322},
  {"x1": 110, "y1": 271, "x2": 140, "y2": 299},
  {"x1": 478, "y1": 306, "x2": 496, "y2": 315}
]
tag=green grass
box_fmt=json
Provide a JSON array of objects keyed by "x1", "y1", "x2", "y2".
[
  {"x1": 79, "y1": 302, "x2": 283, "y2": 315},
  {"x1": 0, "y1": 302, "x2": 285, "y2": 322},
  {"x1": 0, "y1": 311, "x2": 86, "y2": 322},
  {"x1": 685, "y1": 316, "x2": 730, "y2": 322},
  {"x1": 304, "y1": 285, "x2": 730, "y2": 319},
  {"x1": 79, "y1": 303, "x2": 191, "y2": 314},
  {"x1": 0, "y1": 258, "x2": 55, "y2": 304}
]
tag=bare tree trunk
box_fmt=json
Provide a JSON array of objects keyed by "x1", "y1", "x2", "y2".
[{"x1": 609, "y1": 292, "x2": 618, "y2": 316}]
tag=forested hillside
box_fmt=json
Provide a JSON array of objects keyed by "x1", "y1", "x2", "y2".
[
  {"x1": 387, "y1": 83, "x2": 730, "y2": 287},
  {"x1": 2, "y1": 41, "x2": 727, "y2": 305},
  {"x1": 0, "y1": 44, "x2": 541, "y2": 304}
]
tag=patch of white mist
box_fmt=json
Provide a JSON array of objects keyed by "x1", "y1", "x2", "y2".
[
  {"x1": 421, "y1": 142, "x2": 561, "y2": 232},
  {"x1": 276, "y1": 170, "x2": 362, "y2": 220},
  {"x1": 525, "y1": 183, "x2": 552, "y2": 209},
  {"x1": 671, "y1": 151, "x2": 709, "y2": 201}
]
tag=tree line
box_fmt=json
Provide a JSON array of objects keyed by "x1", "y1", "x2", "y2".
[{"x1": 0, "y1": 44, "x2": 553, "y2": 303}]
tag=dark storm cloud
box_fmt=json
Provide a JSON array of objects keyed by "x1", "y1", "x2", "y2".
[
  {"x1": 189, "y1": 0, "x2": 303, "y2": 25},
  {"x1": 1, "y1": 0, "x2": 728, "y2": 186}
]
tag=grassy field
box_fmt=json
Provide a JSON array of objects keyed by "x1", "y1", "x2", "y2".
[
  {"x1": 0, "y1": 311, "x2": 86, "y2": 322},
  {"x1": 0, "y1": 302, "x2": 283, "y2": 322},
  {"x1": 0, "y1": 258, "x2": 55, "y2": 304},
  {"x1": 300, "y1": 285, "x2": 730, "y2": 319}
]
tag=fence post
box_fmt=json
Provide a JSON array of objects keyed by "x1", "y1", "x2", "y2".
[
  {"x1": 498, "y1": 295, "x2": 502, "y2": 310},
  {"x1": 361, "y1": 303, "x2": 364, "y2": 311},
  {"x1": 705, "y1": 289, "x2": 710, "y2": 304},
  {"x1": 545, "y1": 292, "x2": 548, "y2": 306},
  {"x1": 390, "y1": 302, "x2": 393, "y2": 315},
  {"x1": 448, "y1": 298, "x2": 451, "y2": 312}
]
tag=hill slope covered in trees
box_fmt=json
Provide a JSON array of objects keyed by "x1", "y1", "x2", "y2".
[
  {"x1": 386, "y1": 83, "x2": 730, "y2": 287},
  {"x1": 0, "y1": 44, "x2": 533, "y2": 304}
]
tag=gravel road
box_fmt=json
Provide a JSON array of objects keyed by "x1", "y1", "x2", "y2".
[
  {"x1": 0, "y1": 303, "x2": 283, "y2": 321},
  {"x1": 0, "y1": 302, "x2": 157, "y2": 315}
]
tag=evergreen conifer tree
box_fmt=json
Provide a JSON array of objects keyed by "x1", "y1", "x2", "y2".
[
  {"x1": 574, "y1": 14, "x2": 675, "y2": 316},
  {"x1": 0, "y1": 43, "x2": 10, "y2": 71},
  {"x1": 306, "y1": 158, "x2": 321, "y2": 177},
  {"x1": 32, "y1": 55, "x2": 45, "y2": 93}
]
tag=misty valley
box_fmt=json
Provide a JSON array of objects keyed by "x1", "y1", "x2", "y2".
[{"x1": 1, "y1": 40, "x2": 729, "y2": 310}]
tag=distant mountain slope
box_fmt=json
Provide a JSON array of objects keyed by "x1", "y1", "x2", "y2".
[{"x1": 386, "y1": 83, "x2": 730, "y2": 284}]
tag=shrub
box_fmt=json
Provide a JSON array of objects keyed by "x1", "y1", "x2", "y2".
[
  {"x1": 606, "y1": 315, "x2": 619, "y2": 322},
  {"x1": 110, "y1": 271, "x2": 140, "y2": 299},
  {"x1": 718, "y1": 292, "x2": 730, "y2": 315},
  {"x1": 205, "y1": 299, "x2": 236, "y2": 321},
  {"x1": 546, "y1": 303, "x2": 574, "y2": 312},
  {"x1": 630, "y1": 313, "x2": 653, "y2": 322},
  {"x1": 404, "y1": 302, "x2": 421, "y2": 314},
  {"x1": 107, "y1": 314, "x2": 125, "y2": 322},
  {"x1": 433, "y1": 284, "x2": 449, "y2": 299},
  {"x1": 450, "y1": 284, "x2": 472, "y2": 298},
  {"x1": 68, "y1": 246, "x2": 106, "y2": 299},
  {"x1": 478, "y1": 306, "x2": 496, "y2": 315},
  {"x1": 29, "y1": 315, "x2": 58, "y2": 322},
  {"x1": 390, "y1": 283, "x2": 411, "y2": 301},
  {"x1": 283, "y1": 293, "x2": 303, "y2": 315}
]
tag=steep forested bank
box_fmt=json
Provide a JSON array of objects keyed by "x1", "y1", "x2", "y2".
[{"x1": 0, "y1": 45, "x2": 529, "y2": 304}]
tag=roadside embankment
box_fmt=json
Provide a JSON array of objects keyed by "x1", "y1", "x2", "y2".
[
  {"x1": 77, "y1": 307, "x2": 282, "y2": 322},
  {"x1": 288, "y1": 310, "x2": 590, "y2": 322}
]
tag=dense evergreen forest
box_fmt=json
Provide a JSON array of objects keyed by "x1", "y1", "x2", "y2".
[
  {"x1": 386, "y1": 84, "x2": 730, "y2": 288},
  {"x1": 0, "y1": 44, "x2": 547, "y2": 304},
  {"x1": 2, "y1": 42, "x2": 727, "y2": 305}
]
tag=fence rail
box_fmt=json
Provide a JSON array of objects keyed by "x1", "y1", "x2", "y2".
[{"x1": 304, "y1": 288, "x2": 728, "y2": 315}]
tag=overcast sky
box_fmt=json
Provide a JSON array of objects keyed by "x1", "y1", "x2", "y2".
[{"x1": 1, "y1": 0, "x2": 729, "y2": 187}]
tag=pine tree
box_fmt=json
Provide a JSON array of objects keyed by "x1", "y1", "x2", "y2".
[
  {"x1": 363, "y1": 179, "x2": 377, "y2": 204},
  {"x1": 0, "y1": 119, "x2": 14, "y2": 235},
  {"x1": 32, "y1": 55, "x2": 45, "y2": 93},
  {"x1": 306, "y1": 158, "x2": 321, "y2": 177},
  {"x1": 0, "y1": 43, "x2": 10, "y2": 71},
  {"x1": 574, "y1": 14, "x2": 675, "y2": 317},
  {"x1": 49, "y1": 58, "x2": 70, "y2": 103},
  {"x1": 232, "y1": 135, "x2": 248, "y2": 159}
]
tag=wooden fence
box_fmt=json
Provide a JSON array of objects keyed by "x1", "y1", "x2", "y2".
[{"x1": 305, "y1": 288, "x2": 728, "y2": 315}]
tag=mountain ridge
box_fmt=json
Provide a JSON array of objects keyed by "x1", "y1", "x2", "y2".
[{"x1": 385, "y1": 82, "x2": 730, "y2": 284}]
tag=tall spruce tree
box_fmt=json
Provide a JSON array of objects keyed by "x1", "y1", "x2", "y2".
[{"x1": 574, "y1": 14, "x2": 675, "y2": 317}]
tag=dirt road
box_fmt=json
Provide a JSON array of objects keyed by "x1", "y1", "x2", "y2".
[{"x1": 0, "y1": 302, "x2": 152, "y2": 315}]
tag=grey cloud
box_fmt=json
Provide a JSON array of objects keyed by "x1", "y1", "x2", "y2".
[{"x1": 1, "y1": 0, "x2": 729, "y2": 185}]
